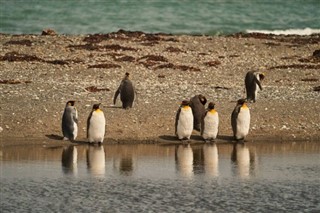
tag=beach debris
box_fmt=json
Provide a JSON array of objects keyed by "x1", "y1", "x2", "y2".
[
  {"x1": 165, "y1": 47, "x2": 184, "y2": 53},
  {"x1": 313, "y1": 49, "x2": 320, "y2": 57},
  {"x1": 313, "y1": 86, "x2": 320, "y2": 92},
  {"x1": 85, "y1": 86, "x2": 110, "y2": 92},
  {"x1": 0, "y1": 51, "x2": 44, "y2": 62},
  {"x1": 42, "y1": 29, "x2": 57, "y2": 35},
  {"x1": 269, "y1": 64, "x2": 320, "y2": 69},
  {"x1": 301, "y1": 78, "x2": 318, "y2": 82},
  {"x1": 0, "y1": 79, "x2": 32, "y2": 84},
  {"x1": 114, "y1": 55, "x2": 135, "y2": 62},
  {"x1": 154, "y1": 63, "x2": 200, "y2": 72},
  {"x1": 204, "y1": 60, "x2": 221, "y2": 67},
  {"x1": 4, "y1": 39, "x2": 33, "y2": 46},
  {"x1": 88, "y1": 63, "x2": 121, "y2": 69}
]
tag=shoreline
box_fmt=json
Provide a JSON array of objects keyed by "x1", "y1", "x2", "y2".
[{"x1": 0, "y1": 31, "x2": 319, "y2": 146}]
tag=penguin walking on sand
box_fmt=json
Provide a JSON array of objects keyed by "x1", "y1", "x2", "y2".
[
  {"x1": 201, "y1": 102, "x2": 219, "y2": 142},
  {"x1": 231, "y1": 99, "x2": 250, "y2": 141},
  {"x1": 175, "y1": 100, "x2": 194, "y2": 141},
  {"x1": 87, "y1": 103, "x2": 106, "y2": 144},
  {"x1": 190, "y1": 94, "x2": 207, "y2": 131},
  {"x1": 113, "y1": 72, "x2": 135, "y2": 109},
  {"x1": 245, "y1": 70, "x2": 265, "y2": 102},
  {"x1": 62, "y1": 100, "x2": 78, "y2": 141}
]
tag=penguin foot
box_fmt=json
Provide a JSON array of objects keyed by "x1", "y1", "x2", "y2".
[{"x1": 62, "y1": 137, "x2": 69, "y2": 141}]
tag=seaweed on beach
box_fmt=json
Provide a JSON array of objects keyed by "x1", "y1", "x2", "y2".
[
  {"x1": 0, "y1": 51, "x2": 44, "y2": 62},
  {"x1": 88, "y1": 63, "x2": 121, "y2": 69},
  {"x1": 103, "y1": 44, "x2": 137, "y2": 51},
  {"x1": 313, "y1": 86, "x2": 320, "y2": 92},
  {"x1": 269, "y1": 64, "x2": 320, "y2": 70},
  {"x1": 114, "y1": 55, "x2": 136, "y2": 62},
  {"x1": 85, "y1": 86, "x2": 110, "y2": 92},
  {"x1": 230, "y1": 32, "x2": 320, "y2": 46},
  {"x1": 138, "y1": 55, "x2": 168, "y2": 62},
  {"x1": 4, "y1": 39, "x2": 33, "y2": 46},
  {"x1": 165, "y1": 47, "x2": 184, "y2": 53},
  {"x1": 154, "y1": 63, "x2": 200, "y2": 72},
  {"x1": 0, "y1": 79, "x2": 32, "y2": 84},
  {"x1": 301, "y1": 78, "x2": 318, "y2": 82},
  {"x1": 204, "y1": 60, "x2": 221, "y2": 67}
]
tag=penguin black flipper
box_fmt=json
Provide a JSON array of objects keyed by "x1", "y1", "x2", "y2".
[
  {"x1": 231, "y1": 105, "x2": 241, "y2": 138},
  {"x1": 86, "y1": 111, "x2": 93, "y2": 138},
  {"x1": 113, "y1": 84, "x2": 122, "y2": 105},
  {"x1": 200, "y1": 111, "x2": 208, "y2": 137},
  {"x1": 254, "y1": 77, "x2": 263, "y2": 90},
  {"x1": 175, "y1": 107, "x2": 182, "y2": 135}
]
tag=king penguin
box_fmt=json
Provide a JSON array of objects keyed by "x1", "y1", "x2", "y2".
[
  {"x1": 113, "y1": 72, "x2": 135, "y2": 109},
  {"x1": 190, "y1": 94, "x2": 207, "y2": 131},
  {"x1": 231, "y1": 99, "x2": 250, "y2": 141},
  {"x1": 62, "y1": 100, "x2": 78, "y2": 141},
  {"x1": 201, "y1": 102, "x2": 219, "y2": 142},
  {"x1": 245, "y1": 70, "x2": 265, "y2": 102},
  {"x1": 87, "y1": 103, "x2": 106, "y2": 144},
  {"x1": 175, "y1": 100, "x2": 194, "y2": 141}
]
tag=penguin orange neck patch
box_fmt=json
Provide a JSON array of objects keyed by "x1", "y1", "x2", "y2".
[
  {"x1": 95, "y1": 109, "x2": 103, "y2": 113},
  {"x1": 209, "y1": 109, "x2": 217, "y2": 114},
  {"x1": 241, "y1": 104, "x2": 248, "y2": 109},
  {"x1": 182, "y1": 106, "x2": 190, "y2": 110}
]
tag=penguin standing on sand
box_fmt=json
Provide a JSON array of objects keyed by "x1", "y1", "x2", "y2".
[
  {"x1": 62, "y1": 100, "x2": 78, "y2": 141},
  {"x1": 190, "y1": 94, "x2": 207, "y2": 131},
  {"x1": 87, "y1": 103, "x2": 106, "y2": 144},
  {"x1": 201, "y1": 102, "x2": 219, "y2": 142},
  {"x1": 231, "y1": 99, "x2": 250, "y2": 141},
  {"x1": 113, "y1": 72, "x2": 135, "y2": 109},
  {"x1": 175, "y1": 100, "x2": 194, "y2": 141},
  {"x1": 245, "y1": 70, "x2": 265, "y2": 102}
]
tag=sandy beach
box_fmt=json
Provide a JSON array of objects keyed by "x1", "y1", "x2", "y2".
[{"x1": 0, "y1": 30, "x2": 319, "y2": 146}]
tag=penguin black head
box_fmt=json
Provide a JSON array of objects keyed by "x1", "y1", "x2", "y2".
[
  {"x1": 198, "y1": 94, "x2": 207, "y2": 105},
  {"x1": 237, "y1": 99, "x2": 247, "y2": 106},
  {"x1": 208, "y1": 102, "x2": 215, "y2": 110},
  {"x1": 259, "y1": 73, "x2": 265, "y2": 81},
  {"x1": 66, "y1": 100, "x2": 75, "y2": 106},
  {"x1": 125, "y1": 72, "x2": 130, "y2": 76},
  {"x1": 181, "y1": 100, "x2": 190, "y2": 107},
  {"x1": 92, "y1": 103, "x2": 101, "y2": 111}
]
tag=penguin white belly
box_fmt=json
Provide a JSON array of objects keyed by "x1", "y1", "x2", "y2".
[
  {"x1": 88, "y1": 112, "x2": 106, "y2": 143},
  {"x1": 177, "y1": 109, "x2": 193, "y2": 139},
  {"x1": 72, "y1": 121, "x2": 78, "y2": 140},
  {"x1": 202, "y1": 112, "x2": 219, "y2": 140},
  {"x1": 236, "y1": 108, "x2": 250, "y2": 139}
]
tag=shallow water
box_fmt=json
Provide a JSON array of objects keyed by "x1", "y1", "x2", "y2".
[
  {"x1": 0, "y1": 141, "x2": 319, "y2": 212},
  {"x1": 1, "y1": 0, "x2": 319, "y2": 35}
]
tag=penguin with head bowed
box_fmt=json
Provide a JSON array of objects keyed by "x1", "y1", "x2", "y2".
[
  {"x1": 231, "y1": 99, "x2": 250, "y2": 141},
  {"x1": 87, "y1": 103, "x2": 106, "y2": 144},
  {"x1": 245, "y1": 70, "x2": 265, "y2": 103},
  {"x1": 190, "y1": 94, "x2": 207, "y2": 131},
  {"x1": 113, "y1": 72, "x2": 135, "y2": 109},
  {"x1": 62, "y1": 100, "x2": 78, "y2": 141},
  {"x1": 175, "y1": 100, "x2": 194, "y2": 141},
  {"x1": 201, "y1": 102, "x2": 219, "y2": 142}
]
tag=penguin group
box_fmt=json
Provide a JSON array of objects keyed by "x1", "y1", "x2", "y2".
[
  {"x1": 61, "y1": 72, "x2": 136, "y2": 144},
  {"x1": 175, "y1": 70, "x2": 265, "y2": 143},
  {"x1": 61, "y1": 70, "x2": 264, "y2": 144}
]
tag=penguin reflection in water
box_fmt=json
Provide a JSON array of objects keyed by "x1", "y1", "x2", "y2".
[
  {"x1": 201, "y1": 102, "x2": 219, "y2": 142},
  {"x1": 113, "y1": 72, "x2": 135, "y2": 109},
  {"x1": 87, "y1": 103, "x2": 106, "y2": 144},
  {"x1": 175, "y1": 100, "x2": 194, "y2": 141},
  {"x1": 62, "y1": 100, "x2": 78, "y2": 141},
  {"x1": 245, "y1": 70, "x2": 265, "y2": 103},
  {"x1": 231, "y1": 99, "x2": 250, "y2": 142}
]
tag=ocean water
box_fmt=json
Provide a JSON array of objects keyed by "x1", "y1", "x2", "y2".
[{"x1": 1, "y1": 0, "x2": 320, "y2": 35}]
